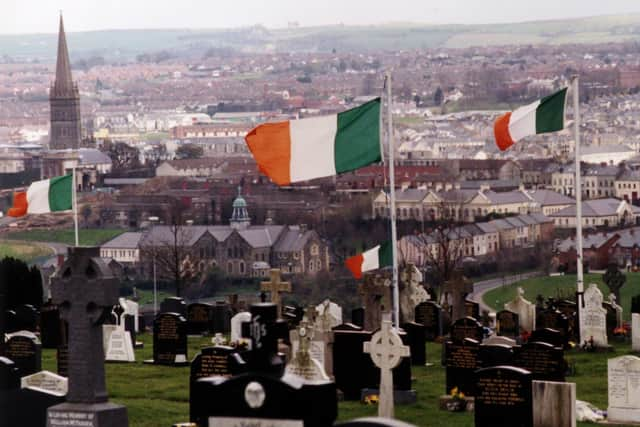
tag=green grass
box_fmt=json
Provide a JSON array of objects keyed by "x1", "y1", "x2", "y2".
[
  {"x1": 483, "y1": 273, "x2": 640, "y2": 321},
  {"x1": 135, "y1": 289, "x2": 174, "y2": 306},
  {"x1": 0, "y1": 239, "x2": 53, "y2": 262},
  {"x1": 40, "y1": 335, "x2": 628, "y2": 426},
  {"x1": 5, "y1": 228, "x2": 125, "y2": 246}
]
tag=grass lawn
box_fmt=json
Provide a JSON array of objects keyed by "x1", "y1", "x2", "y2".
[
  {"x1": 40, "y1": 335, "x2": 630, "y2": 427},
  {"x1": 0, "y1": 239, "x2": 54, "y2": 263},
  {"x1": 135, "y1": 289, "x2": 174, "y2": 306},
  {"x1": 5, "y1": 228, "x2": 125, "y2": 246},
  {"x1": 483, "y1": 273, "x2": 640, "y2": 321}
]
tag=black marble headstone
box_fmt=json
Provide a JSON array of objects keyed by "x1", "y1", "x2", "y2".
[
  {"x1": 477, "y1": 343, "x2": 514, "y2": 368},
  {"x1": 5, "y1": 333, "x2": 41, "y2": 376},
  {"x1": 415, "y1": 301, "x2": 443, "y2": 341},
  {"x1": 464, "y1": 300, "x2": 480, "y2": 320},
  {"x1": 401, "y1": 322, "x2": 427, "y2": 366},
  {"x1": 39, "y1": 301, "x2": 64, "y2": 349},
  {"x1": 5, "y1": 309, "x2": 18, "y2": 333},
  {"x1": 449, "y1": 317, "x2": 483, "y2": 343},
  {"x1": 602, "y1": 301, "x2": 618, "y2": 338},
  {"x1": 632, "y1": 294, "x2": 640, "y2": 314},
  {"x1": 160, "y1": 297, "x2": 187, "y2": 317},
  {"x1": 351, "y1": 307, "x2": 365, "y2": 328},
  {"x1": 530, "y1": 328, "x2": 565, "y2": 349},
  {"x1": 14, "y1": 304, "x2": 39, "y2": 332},
  {"x1": 475, "y1": 366, "x2": 533, "y2": 427},
  {"x1": 515, "y1": 341, "x2": 566, "y2": 382},
  {"x1": 152, "y1": 312, "x2": 188, "y2": 365},
  {"x1": 332, "y1": 326, "x2": 375, "y2": 400},
  {"x1": 496, "y1": 310, "x2": 519, "y2": 337},
  {"x1": 212, "y1": 301, "x2": 231, "y2": 334},
  {"x1": 444, "y1": 338, "x2": 479, "y2": 396},
  {"x1": 187, "y1": 303, "x2": 213, "y2": 335},
  {"x1": 56, "y1": 345, "x2": 69, "y2": 377},
  {"x1": 535, "y1": 309, "x2": 569, "y2": 339}
]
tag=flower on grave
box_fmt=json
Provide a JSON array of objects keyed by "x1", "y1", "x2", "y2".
[
  {"x1": 450, "y1": 387, "x2": 465, "y2": 401},
  {"x1": 613, "y1": 327, "x2": 627, "y2": 336},
  {"x1": 520, "y1": 330, "x2": 531, "y2": 343},
  {"x1": 364, "y1": 395, "x2": 379, "y2": 405}
]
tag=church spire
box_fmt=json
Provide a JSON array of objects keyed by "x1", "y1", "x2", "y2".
[{"x1": 53, "y1": 13, "x2": 75, "y2": 96}]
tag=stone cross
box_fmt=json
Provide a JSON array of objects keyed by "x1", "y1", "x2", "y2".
[
  {"x1": 441, "y1": 269, "x2": 473, "y2": 321},
  {"x1": 50, "y1": 247, "x2": 120, "y2": 404},
  {"x1": 295, "y1": 310, "x2": 314, "y2": 364},
  {"x1": 603, "y1": 263, "x2": 626, "y2": 304},
  {"x1": 260, "y1": 269, "x2": 291, "y2": 319},
  {"x1": 359, "y1": 273, "x2": 392, "y2": 331},
  {"x1": 363, "y1": 312, "x2": 410, "y2": 418}
]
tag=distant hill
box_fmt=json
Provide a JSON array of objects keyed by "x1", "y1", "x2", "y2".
[{"x1": 2, "y1": 14, "x2": 640, "y2": 61}]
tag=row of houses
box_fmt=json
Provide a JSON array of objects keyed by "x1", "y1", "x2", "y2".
[
  {"x1": 556, "y1": 227, "x2": 640, "y2": 270},
  {"x1": 398, "y1": 213, "x2": 554, "y2": 268}
]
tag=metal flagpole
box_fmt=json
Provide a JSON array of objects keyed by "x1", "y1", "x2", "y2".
[
  {"x1": 385, "y1": 71, "x2": 400, "y2": 329},
  {"x1": 573, "y1": 76, "x2": 585, "y2": 335},
  {"x1": 72, "y1": 167, "x2": 79, "y2": 246}
]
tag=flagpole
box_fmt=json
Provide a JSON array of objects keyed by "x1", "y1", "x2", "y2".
[
  {"x1": 386, "y1": 71, "x2": 400, "y2": 329},
  {"x1": 573, "y1": 76, "x2": 585, "y2": 325},
  {"x1": 72, "y1": 167, "x2": 79, "y2": 247}
]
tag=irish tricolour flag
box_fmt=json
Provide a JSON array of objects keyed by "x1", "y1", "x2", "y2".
[
  {"x1": 345, "y1": 241, "x2": 393, "y2": 279},
  {"x1": 245, "y1": 98, "x2": 381, "y2": 186},
  {"x1": 494, "y1": 88, "x2": 567, "y2": 151},
  {"x1": 8, "y1": 175, "x2": 73, "y2": 217}
]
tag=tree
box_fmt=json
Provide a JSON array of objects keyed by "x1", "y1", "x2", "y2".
[
  {"x1": 175, "y1": 144, "x2": 204, "y2": 160},
  {"x1": 0, "y1": 257, "x2": 42, "y2": 309},
  {"x1": 81, "y1": 204, "x2": 92, "y2": 227},
  {"x1": 104, "y1": 140, "x2": 141, "y2": 170},
  {"x1": 434, "y1": 87, "x2": 444, "y2": 106}
]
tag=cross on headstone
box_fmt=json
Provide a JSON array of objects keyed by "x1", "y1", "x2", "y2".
[
  {"x1": 363, "y1": 312, "x2": 410, "y2": 419},
  {"x1": 359, "y1": 272, "x2": 392, "y2": 331},
  {"x1": 441, "y1": 269, "x2": 474, "y2": 321},
  {"x1": 260, "y1": 269, "x2": 291, "y2": 319},
  {"x1": 51, "y1": 248, "x2": 119, "y2": 403},
  {"x1": 603, "y1": 262, "x2": 626, "y2": 304}
]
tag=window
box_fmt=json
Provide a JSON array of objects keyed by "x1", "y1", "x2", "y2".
[
  {"x1": 227, "y1": 248, "x2": 232, "y2": 258},
  {"x1": 239, "y1": 262, "x2": 245, "y2": 274},
  {"x1": 309, "y1": 260, "x2": 315, "y2": 272},
  {"x1": 310, "y1": 244, "x2": 319, "y2": 256},
  {"x1": 227, "y1": 262, "x2": 233, "y2": 274}
]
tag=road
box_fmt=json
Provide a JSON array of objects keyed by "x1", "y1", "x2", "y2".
[{"x1": 468, "y1": 271, "x2": 543, "y2": 314}]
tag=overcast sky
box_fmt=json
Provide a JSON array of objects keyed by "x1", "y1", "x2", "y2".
[{"x1": 3, "y1": 0, "x2": 640, "y2": 34}]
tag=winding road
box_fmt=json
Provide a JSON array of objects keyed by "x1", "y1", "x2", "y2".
[{"x1": 468, "y1": 271, "x2": 543, "y2": 313}]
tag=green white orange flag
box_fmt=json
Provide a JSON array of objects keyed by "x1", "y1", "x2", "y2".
[
  {"x1": 345, "y1": 241, "x2": 393, "y2": 279},
  {"x1": 8, "y1": 175, "x2": 73, "y2": 217},
  {"x1": 245, "y1": 98, "x2": 381, "y2": 186},
  {"x1": 494, "y1": 88, "x2": 567, "y2": 151}
]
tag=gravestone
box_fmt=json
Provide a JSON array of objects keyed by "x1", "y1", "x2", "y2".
[
  {"x1": 475, "y1": 366, "x2": 533, "y2": 427},
  {"x1": 579, "y1": 283, "x2": 608, "y2": 347},
  {"x1": 532, "y1": 380, "x2": 576, "y2": 427},
  {"x1": 260, "y1": 269, "x2": 291, "y2": 319},
  {"x1": 496, "y1": 310, "x2": 520, "y2": 338},
  {"x1": 606, "y1": 293, "x2": 623, "y2": 335},
  {"x1": 555, "y1": 300, "x2": 577, "y2": 339},
  {"x1": 332, "y1": 324, "x2": 375, "y2": 400},
  {"x1": 212, "y1": 301, "x2": 232, "y2": 333},
  {"x1": 465, "y1": 300, "x2": 480, "y2": 320},
  {"x1": 22, "y1": 370, "x2": 68, "y2": 396},
  {"x1": 632, "y1": 294, "x2": 640, "y2": 315},
  {"x1": 530, "y1": 328, "x2": 565, "y2": 349},
  {"x1": 160, "y1": 297, "x2": 187, "y2": 317},
  {"x1": 104, "y1": 322, "x2": 135, "y2": 363},
  {"x1": 5, "y1": 331, "x2": 42, "y2": 376},
  {"x1": 351, "y1": 307, "x2": 365, "y2": 328},
  {"x1": 536, "y1": 309, "x2": 569, "y2": 341},
  {"x1": 444, "y1": 338, "x2": 479, "y2": 396},
  {"x1": 46, "y1": 246, "x2": 128, "y2": 427},
  {"x1": 5, "y1": 309, "x2": 18, "y2": 333},
  {"x1": 56, "y1": 345, "x2": 69, "y2": 377},
  {"x1": 14, "y1": 304, "x2": 39, "y2": 332},
  {"x1": 603, "y1": 262, "x2": 626, "y2": 303},
  {"x1": 119, "y1": 298, "x2": 140, "y2": 348},
  {"x1": 0, "y1": 285, "x2": 5, "y2": 355},
  {"x1": 608, "y1": 355, "x2": 640, "y2": 424},
  {"x1": 186, "y1": 303, "x2": 212, "y2": 335},
  {"x1": 401, "y1": 322, "x2": 427, "y2": 366},
  {"x1": 335, "y1": 419, "x2": 418, "y2": 427},
  {"x1": 506, "y1": 288, "x2": 536, "y2": 333},
  {"x1": 398, "y1": 263, "x2": 428, "y2": 323},
  {"x1": 292, "y1": 307, "x2": 333, "y2": 378},
  {"x1": 363, "y1": 313, "x2": 411, "y2": 418},
  {"x1": 286, "y1": 311, "x2": 329, "y2": 381},
  {"x1": 449, "y1": 317, "x2": 483, "y2": 343},
  {"x1": 190, "y1": 302, "x2": 337, "y2": 427},
  {"x1": 483, "y1": 335, "x2": 517, "y2": 347},
  {"x1": 230, "y1": 311, "x2": 252, "y2": 347},
  {"x1": 40, "y1": 301, "x2": 64, "y2": 349},
  {"x1": 316, "y1": 299, "x2": 343, "y2": 330},
  {"x1": 0, "y1": 356, "x2": 21, "y2": 422},
  {"x1": 633, "y1": 314, "x2": 640, "y2": 352},
  {"x1": 359, "y1": 272, "x2": 392, "y2": 332},
  {"x1": 477, "y1": 343, "x2": 514, "y2": 368},
  {"x1": 514, "y1": 341, "x2": 566, "y2": 382},
  {"x1": 148, "y1": 312, "x2": 188, "y2": 366},
  {"x1": 415, "y1": 301, "x2": 443, "y2": 341},
  {"x1": 441, "y1": 270, "x2": 473, "y2": 322}
]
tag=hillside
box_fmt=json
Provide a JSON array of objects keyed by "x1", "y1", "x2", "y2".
[{"x1": 1, "y1": 13, "x2": 640, "y2": 60}]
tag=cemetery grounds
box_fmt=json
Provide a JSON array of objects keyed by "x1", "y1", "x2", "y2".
[{"x1": 39, "y1": 333, "x2": 630, "y2": 426}]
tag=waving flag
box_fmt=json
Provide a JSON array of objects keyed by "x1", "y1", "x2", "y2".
[
  {"x1": 345, "y1": 241, "x2": 393, "y2": 279},
  {"x1": 8, "y1": 175, "x2": 73, "y2": 217}
]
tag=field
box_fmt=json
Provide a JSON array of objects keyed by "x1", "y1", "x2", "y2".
[
  {"x1": 4, "y1": 228, "x2": 125, "y2": 246},
  {"x1": 0, "y1": 239, "x2": 53, "y2": 263},
  {"x1": 40, "y1": 335, "x2": 633, "y2": 427},
  {"x1": 483, "y1": 273, "x2": 640, "y2": 321}
]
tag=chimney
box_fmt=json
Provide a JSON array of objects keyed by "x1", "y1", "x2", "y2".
[{"x1": 299, "y1": 224, "x2": 308, "y2": 234}]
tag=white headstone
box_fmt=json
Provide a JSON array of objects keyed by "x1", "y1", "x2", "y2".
[
  {"x1": 315, "y1": 299, "x2": 342, "y2": 331},
  {"x1": 608, "y1": 355, "x2": 640, "y2": 424},
  {"x1": 212, "y1": 333, "x2": 227, "y2": 346},
  {"x1": 532, "y1": 380, "x2": 576, "y2": 427},
  {"x1": 286, "y1": 314, "x2": 329, "y2": 381},
  {"x1": 363, "y1": 312, "x2": 410, "y2": 419},
  {"x1": 120, "y1": 298, "x2": 140, "y2": 333},
  {"x1": 505, "y1": 287, "x2": 535, "y2": 333},
  {"x1": 231, "y1": 311, "x2": 252, "y2": 348},
  {"x1": 580, "y1": 283, "x2": 608, "y2": 347},
  {"x1": 633, "y1": 313, "x2": 640, "y2": 352},
  {"x1": 608, "y1": 294, "x2": 623, "y2": 330},
  {"x1": 483, "y1": 335, "x2": 517, "y2": 347},
  {"x1": 21, "y1": 370, "x2": 68, "y2": 396},
  {"x1": 105, "y1": 324, "x2": 135, "y2": 362}
]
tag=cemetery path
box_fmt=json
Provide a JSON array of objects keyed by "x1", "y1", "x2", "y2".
[{"x1": 469, "y1": 271, "x2": 543, "y2": 313}]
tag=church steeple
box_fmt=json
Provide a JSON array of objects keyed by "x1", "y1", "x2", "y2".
[
  {"x1": 53, "y1": 14, "x2": 75, "y2": 97},
  {"x1": 230, "y1": 186, "x2": 251, "y2": 230},
  {"x1": 49, "y1": 13, "x2": 82, "y2": 150}
]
